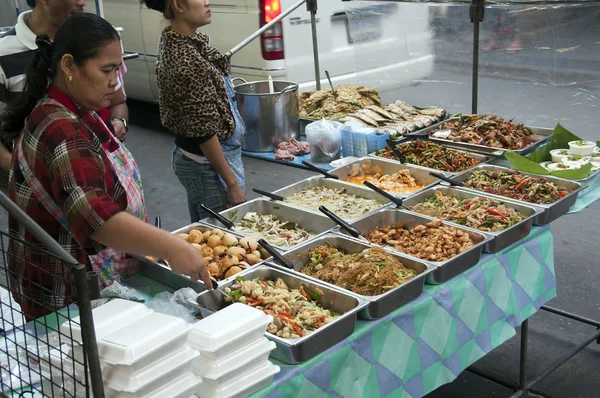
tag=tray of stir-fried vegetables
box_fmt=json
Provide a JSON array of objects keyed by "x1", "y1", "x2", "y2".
[
  {"x1": 451, "y1": 165, "x2": 582, "y2": 225},
  {"x1": 402, "y1": 186, "x2": 543, "y2": 253}
]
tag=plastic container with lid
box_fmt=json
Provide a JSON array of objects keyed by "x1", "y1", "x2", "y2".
[
  {"x1": 104, "y1": 345, "x2": 199, "y2": 392},
  {"x1": 188, "y1": 303, "x2": 272, "y2": 360},
  {"x1": 106, "y1": 372, "x2": 202, "y2": 398},
  {"x1": 197, "y1": 361, "x2": 280, "y2": 398},
  {"x1": 192, "y1": 337, "x2": 275, "y2": 385},
  {"x1": 60, "y1": 299, "x2": 153, "y2": 343},
  {"x1": 98, "y1": 312, "x2": 190, "y2": 365}
]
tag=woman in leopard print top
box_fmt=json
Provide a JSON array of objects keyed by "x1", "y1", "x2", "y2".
[{"x1": 142, "y1": 0, "x2": 247, "y2": 222}]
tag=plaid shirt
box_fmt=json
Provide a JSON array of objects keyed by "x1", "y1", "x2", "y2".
[{"x1": 8, "y1": 86, "x2": 126, "y2": 319}]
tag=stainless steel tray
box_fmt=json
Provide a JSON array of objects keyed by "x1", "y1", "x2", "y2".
[
  {"x1": 422, "y1": 116, "x2": 553, "y2": 156},
  {"x1": 202, "y1": 198, "x2": 337, "y2": 251},
  {"x1": 327, "y1": 157, "x2": 442, "y2": 198},
  {"x1": 368, "y1": 136, "x2": 493, "y2": 176},
  {"x1": 337, "y1": 208, "x2": 490, "y2": 284},
  {"x1": 402, "y1": 186, "x2": 543, "y2": 253},
  {"x1": 275, "y1": 234, "x2": 433, "y2": 320},
  {"x1": 195, "y1": 264, "x2": 367, "y2": 364},
  {"x1": 167, "y1": 222, "x2": 272, "y2": 286},
  {"x1": 451, "y1": 165, "x2": 583, "y2": 225},
  {"x1": 272, "y1": 176, "x2": 390, "y2": 222}
]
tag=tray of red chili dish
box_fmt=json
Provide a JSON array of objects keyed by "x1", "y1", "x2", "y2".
[
  {"x1": 421, "y1": 114, "x2": 552, "y2": 156},
  {"x1": 450, "y1": 165, "x2": 582, "y2": 225}
]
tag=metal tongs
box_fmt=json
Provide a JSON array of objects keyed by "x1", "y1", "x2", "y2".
[
  {"x1": 386, "y1": 139, "x2": 406, "y2": 164},
  {"x1": 252, "y1": 188, "x2": 284, "y2": 202},
  {"x1": 362, "y1": 181, "x2": 411, "y2": 211},
  {"x1": 428, "y1": 172, "x2": 464, "y2": 187},
  {"x1": 318, "y1": 206, "x2": 370, "y2": 244},
  {"x1": 301, "y1": 161, "x2": 339, "y2": 179},
  {"x1": 201, "y1": 204, "x2": 234, "y2": 229}
]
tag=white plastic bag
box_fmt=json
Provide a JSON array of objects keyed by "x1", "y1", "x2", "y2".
[
  {"x1": 147, "y1": 289, "x2": 199, "y2": 323},
  {"x1": 305, "y1": 120, "x2": 342, "y2": 163}
]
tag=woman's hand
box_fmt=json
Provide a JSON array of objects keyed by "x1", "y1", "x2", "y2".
[
  {"x1": 227, "y1": 183, "x2": 246, "y2": 207},
  {"x1": 164, "y1": 240, "x2": 213, "y2": 287},
  {"x1": 111, "y1": 119, "x2": 127, "y2": 141}
]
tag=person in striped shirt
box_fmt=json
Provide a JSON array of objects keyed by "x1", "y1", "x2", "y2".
[{"x1": 0, "y1": 0, "x2": 129, "y2": 177}]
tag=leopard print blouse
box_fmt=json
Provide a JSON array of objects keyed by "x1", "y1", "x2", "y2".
[{"x1": 156, "y1": 27, "x2": 235, "y2": 141}]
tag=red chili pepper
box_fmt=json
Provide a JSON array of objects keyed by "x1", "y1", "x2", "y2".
[
  {"x1": 515, "y1": 178, "x2": 530, "y2": 191},
  {"x1": 558, "y1": 192, "x2": 566, "y2": 198},
  {"x1": 487, "y1": 208, "x2": 508, "y2": 222},
  {"x1": 464, "y1": 201, "x2": 473, "y2": 210}
]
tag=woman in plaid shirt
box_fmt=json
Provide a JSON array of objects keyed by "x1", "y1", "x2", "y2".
[{"x1": 1, "y1": 13, "x2": 212, "y2": 319}]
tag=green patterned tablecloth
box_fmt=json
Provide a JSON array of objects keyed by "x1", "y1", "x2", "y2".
[{"x1": 250, "y1": 226, "x2": 555, "y2": 398}]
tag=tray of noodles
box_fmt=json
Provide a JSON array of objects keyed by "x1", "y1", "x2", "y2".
[{"x1": 275, "y1": 234, "x2": 434, "y2": 320}]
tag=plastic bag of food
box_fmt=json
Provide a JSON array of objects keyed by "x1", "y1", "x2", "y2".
[
  {"x1": 147, "y1": 289, "x2": 199, "y2": 323},
  {"x1": 305, "y1": 120, "x2": 342, "y2": 163},
  {"x1": 100, "y1": 281, "x2": 145, "y2": 302}
]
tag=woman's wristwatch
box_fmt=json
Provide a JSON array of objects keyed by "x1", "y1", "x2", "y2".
[{"x1": 111, "y1": 117, "x2": 128, "y2": 132}]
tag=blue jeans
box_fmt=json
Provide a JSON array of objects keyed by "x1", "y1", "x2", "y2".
[{"x1": 172, "y1": 146, "x2": 229, "y2": 223}]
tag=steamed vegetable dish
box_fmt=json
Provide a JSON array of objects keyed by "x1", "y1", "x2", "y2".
[
  {"x1": 285, "y1": 186, "x2": 384, "y2": 219},
  {"x1": 345, "y1": 161, "x2": 423, "y2": 194},
  {"x1": 410, "y1": 191, "x2": 527, "y2": 232},
  {"x1": 365, "y1": 220, "x2": 475, "y2": 262},
  {"x1": 301, "y1": 246, "x2": 418, "y2": 296},
  {"x1": 433, "y1": 114, "x2": 536, "y2": 150},
  {"x1": 463, "y1": 169, "x2": 573, "y2": 205},
  {"x1": 224, "y1": 277, "x2": 338, "y2": 339},
  {"x1": 233, "y1": 212, "x2": 314, "y2": 247},
  {"x1": 376, "y1": 140, "x2": 481, "y2": 172}
]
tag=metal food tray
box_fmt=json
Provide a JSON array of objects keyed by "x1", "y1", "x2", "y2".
[
  {"x1": 272, "y1": 176, "x2": 390, "y2": 222},
  {"x1": 402, "y1": 186, "x2": 543, "y2": 253},
  {"x1": 368, "y1": 136, "x2": 493, "y2": 176},
  {"x1": 202, "y1": 198, "x2": 337, "y2": 251},
  {"x1": 421, "y1": 116, "x2": 553, "y2": 156},
  {"x1": 167, "y1": 222, "x2": 272, "y2": 286},
  {"x1": 337, "y1": 208, "x2": 490, "y2": 284},
  {"x1": 195, "y1": 264, "x2": 367, "y2": 364},
  {"x1": 327, "y1": 157, "x2": 442, "y2": 198},
  {"x1": 275, "y1": 234, "x2": 434, "y2": 320},
  {"x1": 452, "y1": 165, "x2": 583, "y2": 225}
]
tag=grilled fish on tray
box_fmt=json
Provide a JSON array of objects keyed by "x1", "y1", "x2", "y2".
[{"x1": 340, "y1": 102, "x2": 447, "y2": 137}]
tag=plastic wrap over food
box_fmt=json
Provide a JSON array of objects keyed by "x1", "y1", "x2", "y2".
[
  {"x1": 147, "y1": 288, "x2": 201, "y2": 323},
  {"x1": 344, "y1": 1, "x2": 600, "y2": 140},
  {"x1": 1, "y1": 287, "x2": 25, "y2": 333}
]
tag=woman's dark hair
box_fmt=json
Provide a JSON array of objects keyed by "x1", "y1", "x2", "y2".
[
  {"x1": 141, "y1": 0, "x2": 177, "y2": 20},
  {"x1": 26, "y1": 0, "x2": 36, "y2": 8},
  {"x1": 1, "y1": 13, "x2": 119, "y2": 138}
]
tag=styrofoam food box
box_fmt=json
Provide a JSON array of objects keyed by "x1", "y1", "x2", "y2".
[
  {"x1": 188, "y1": 303, "x2": 272, "y2": 360},
  {"x1": 104, "y1": 345, "x2": 199, "y2": 392},
  {"x1": 106, "y1": 372, "x2": 202, "y2": 398},
  {"x1": 197, "y1": 361, "x2": 280, "y2": 398},
  {"x1": 192, "y1": 337, "x2": 276, "y2": 385},
  {"x1": 60, "y1": 299, "x2": 152, "y2": 343},
  {"x1": 98, "y1": 312, "x2": 190, "y2": 366}
]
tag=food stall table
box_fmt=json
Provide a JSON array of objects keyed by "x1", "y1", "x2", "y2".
[
  {"x1": 242, "y1": 149, "x2": 334, "y2": 172},
  {"x1": 119, "y1": 225, "x2": 555, "y2": 397}
]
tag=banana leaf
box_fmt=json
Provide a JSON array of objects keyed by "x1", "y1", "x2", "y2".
[{"x1": 505, "y1": 123, "x2": 599, "y2": 180}]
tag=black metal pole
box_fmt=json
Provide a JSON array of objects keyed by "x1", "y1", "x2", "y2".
[
  {"x1": 519, "y1": 319, "x2": 529, "y2": 397},
  {"x1": 307, "y1": 0, "x2": 321, "y2": 90},
  {"x1": 74, "y1": 265, "x2": 105, "y2": 397},
  {"x1": 470, "y1": 0, "x2": 484, "y2": 114},
  {"x1": 541, "y1": 306, "x2": 600, "y2": 328},
  {"x1": 508, "y1": 328, "x2": 600, "y2": 398}
]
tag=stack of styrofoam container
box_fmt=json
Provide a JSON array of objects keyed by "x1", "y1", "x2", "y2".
[
  {"x1": 188, "y1": 303, "x2": 280, "y2": 398},
  {"x1": 55, "y1": 299, "x2": 202, "y2": 397}
]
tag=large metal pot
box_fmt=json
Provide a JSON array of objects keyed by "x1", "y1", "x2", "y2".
[{"x1": 234, "y1": 78, "x2": 299, "y2": 152}]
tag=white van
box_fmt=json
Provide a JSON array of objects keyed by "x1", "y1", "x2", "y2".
[{"x1": 102, "y1": 0, "x2": 434, "y2": 102}]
